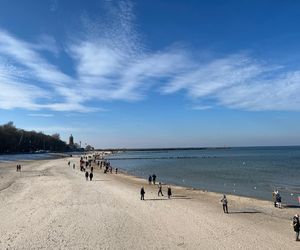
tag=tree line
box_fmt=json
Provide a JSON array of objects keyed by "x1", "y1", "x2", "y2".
[{"x1": 0, "y1": 122, "x2": 69, "y2": 154}]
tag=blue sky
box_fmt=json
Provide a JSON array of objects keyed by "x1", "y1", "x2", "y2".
[{"x1": 0, "y1": 0, "x2": 300, "y2": 148}]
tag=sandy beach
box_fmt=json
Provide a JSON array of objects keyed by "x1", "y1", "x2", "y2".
[{"x1": 0, "y1": 156, "x2": 299, "y2": 249}]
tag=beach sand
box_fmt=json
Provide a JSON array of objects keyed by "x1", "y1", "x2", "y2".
[{"x1": 0, "y1": 156, "x2": 299, "y2": 249}]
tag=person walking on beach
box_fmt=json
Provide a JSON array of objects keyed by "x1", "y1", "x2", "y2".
[
  {"x1": 89, "y1": 172, "x2": 93, "y2": 181},
  {"x1": 292, "y1": 214, "x2": 300, "y2": 241},
  {"x1": 167, "y1": 186, "x2": 172, "y2": 199},
  {"x1": 85, "y1": 171, "x2": 89, "y2": 181},
  {"x1": 73, "y1": 163, "x2": 75, "y2": 169},
  {"x1": 152, "y1": 174, "x2": 156, "y2": 185},
  {"x1": 276, "y1": 191, "x2": 282, "y2": 209},
  {"x1": 221, "y1": 194, "x2": 228, "y2": 213},
  {"x1": 115, "y1": 168, "x2": 118, "y2": 174},
  {"x1": 140, "y1": 187, "x2": 145, "y2": 200},
  {"x1": 148, "y1": 175, "x2": 152, "y2": 185},
  {"x1": 91, "y1": 166, "x2": 93, "y2": 172},
  {"x1": 158, "y1": 182, "x2": 164, "y2": 196}
]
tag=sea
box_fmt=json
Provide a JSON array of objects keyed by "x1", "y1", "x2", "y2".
[{"x1": 107, "y1": 146, "x2": 300, "y2": 205}]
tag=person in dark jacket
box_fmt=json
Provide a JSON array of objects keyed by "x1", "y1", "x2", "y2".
[
  {"x1": 85, "y1": 171, "x2": 89, "y2": 181},
  {"x1": 152, "y1": 174, "x2": 156, "y2": 185},
  {"x1": 148, "y1": 175, "x2": 152, "y2": 185},
  {"x1": 221, "y1": 194, "x2": 228, "y2": 213},
  {"x1": 140, "y1": 187, "x2": 145, "y2": 200},
  {"x1": 276, "y1": 192, "x2": 282, "y2": 209},
  {"x1": 167, "y1": 186, "x2": 172, "y2": 199},
  {"x1": 89, "y1": 172, "x2": 93, "y2": 181},
  {"x1": 292, "y1": 214, "x2": 300, "y2": 241},
  {"x1": 158, "y1": 182, "x2": 164, "y2": 196}
]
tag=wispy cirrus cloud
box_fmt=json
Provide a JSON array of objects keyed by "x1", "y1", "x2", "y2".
[
  {"x1": 34, "y1": 34, "x2": 60, "y2": 56},
  {"x1": 0, "y1": 29, "x2": 90, "y2": 111},
  {"x1": 0, "y1": 0, "x2": 300, "y2": 112},
  {"x1": 28, "y1": 113, "x2": 54, "y2": 117},
  {"x1": 0, "y1": 63, "x2": 46, "y2": 110},
  {"x1": 190, "y1": 105, "x2": 213, "y2": 111}
]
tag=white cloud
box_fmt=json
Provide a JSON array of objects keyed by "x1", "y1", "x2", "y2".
[
  {"x1": 0, "y1": 64, "x2": 47, "y2": 110},
  {"x1": 0, "y1": 29, "x2": 94, "y2": 111},
  {"x1": 161, "y1": 54, "x2": 300, "y2": 111},
  {"x1": 190, "y1": 105, "x2": 212, "y2": 111},
  {"x1": 28, "y1": 113, "x2": 54, "y2": 117},
  {"x1": 217, "y1": 71, "x2": 300, "y2": 111},
  {"x1": 0, "y1": 0, "x2": 300, "y2": 112},
  {"x1": 0, "y1": 30, "x2": 71, "y2": 84},
  {"x1": 34, "y1": 34, "x2": 60, "y2": 56}
]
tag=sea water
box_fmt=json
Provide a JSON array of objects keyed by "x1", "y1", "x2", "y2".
[{"x1": 108, "y1": 146, "x2": 300, "y2": 205}]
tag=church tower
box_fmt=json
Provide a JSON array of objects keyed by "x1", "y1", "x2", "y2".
[{"x1": 69, "y1": 134, "x2": 74, "y2": 146}]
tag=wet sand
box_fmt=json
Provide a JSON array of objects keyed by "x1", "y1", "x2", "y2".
[{"x1": 0, "y1": 156, "x2": 299, "y2": 249}]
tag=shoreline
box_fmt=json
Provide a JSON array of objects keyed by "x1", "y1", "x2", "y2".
[
  {"x1": 100, "y1": 163, "x2": 299, "y2": 221},
  {"x1": 107, "y1": 148, "x2": 300, "y2": 206},
  {"x1": 1, "y1": 156, "x2": 299, "y2": 220},
  {"x1": 107, "y1": 160, "x2": 300, "y2": 210}
]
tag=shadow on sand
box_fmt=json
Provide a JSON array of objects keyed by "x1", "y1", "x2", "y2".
[
  {"x1": 172, "y1": 197, "x2": 191, "y2": 200},
  {"x1": 144, "y1": 198, "x2": 168, "y2": 201},
  {"x1": 144, "y1": 196, "x2": 191, "y2": 201},
  {"x1": 172, "y1": 195, "x2": 191, "y2": 200},
  {"x1": 229, "y1": 211, "x2": 261, "y2": 214},
  {"x1": 92, "y1": 180, "x2": 111, "y2": 182},
  {"x1": 283, "y1": 205, "x2": 300, "y2": 209}
]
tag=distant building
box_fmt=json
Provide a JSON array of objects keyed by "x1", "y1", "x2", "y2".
[
  {"x1": 85, "y1": 145, "x2": 94, "y2": 151},
  {"x1": 69, "y1": 134, "x2": 74, "y2": 146}
]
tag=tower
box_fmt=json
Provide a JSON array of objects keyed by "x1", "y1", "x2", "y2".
[{"x1": 69, "y1": 134, "x2": 74, "y2": 146}]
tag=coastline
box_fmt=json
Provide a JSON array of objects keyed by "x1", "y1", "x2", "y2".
[
  {"x1": 107, "y1": 147, "x2": 300, "y2": 205},
  {"x1": 104, "y1": 162, "x2": 299, "y2": 221},
  {"x1": 1, "y1": 155, "x2": 299, "y2": 249}
]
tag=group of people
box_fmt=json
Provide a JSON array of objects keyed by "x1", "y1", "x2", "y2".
[
  {"x1": 140, "y1": 178, "x2": 172, "y2": 200},
  {"x1": 103, "y1": 161, "x2": 113, "y2": 174},
  {"x1": 71, "y1": 154, "x2": 119, "y2": 181},
  {"x1": 85, "y1": 170, "x2": 93, "y2": 181},
  {"x1": 68, "y1": 161, "x2": 76, "y2": 170},
  {"x1": 148, "y1": 174, "x2": 157, "y2": 184},
  {"x1": 16, "y1": 164, "x2": 22, "y2": 172},
  {"x1": 78, "y1": 157, "x2": 94, "y2": 181},
  {"x1": 95, "y1": 159, "x2": 118, "y2": 174}
]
